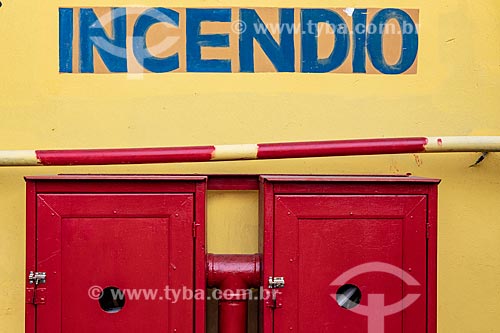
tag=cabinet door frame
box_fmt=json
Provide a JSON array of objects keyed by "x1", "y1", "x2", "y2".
[
  {"x1": 260, "y1": 176, "x2": 438, "y2": 333},
  {"x1": 25, "y1": 176, "x2": 207, "y2": 333}
]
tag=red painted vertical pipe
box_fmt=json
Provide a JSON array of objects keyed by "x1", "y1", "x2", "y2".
[
  {"x1": 218, "y1": 277, "x2": 250, "y2": 333},
  {"x1": 207, "y1": 254, "x2": 261, "y2": 333}
]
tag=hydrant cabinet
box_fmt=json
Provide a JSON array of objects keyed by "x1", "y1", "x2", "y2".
[
  {"x1": 25, "y1": 174, "x2": 438, "y2": 333},
  {"x1": 260, "y1": 176, "x2": 439, "y2": 333},
  {"x1": 25, "y1": 176, "x2": 207, "y2": 333}
]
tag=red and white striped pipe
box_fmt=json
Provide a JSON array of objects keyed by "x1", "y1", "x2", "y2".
[{"x1": 0, "y1": 136, "x2": 499, "y2": 166}]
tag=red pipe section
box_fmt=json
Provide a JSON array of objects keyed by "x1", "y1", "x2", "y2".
[
  {"x1": 257, "y1": 137, "x2": 427, "y2": 159},
  {"x1": 37, "y1": 146, "x2": 216, "y2": 165},
  {"x1": 207, "y1": 254, "x2": 261, "y2": 333}
]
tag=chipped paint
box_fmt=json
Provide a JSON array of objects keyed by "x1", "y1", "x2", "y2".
[
  {"x1": 413, "y1": 154, "x2": 423, "y2": 167},
  {"x1": 343, "y1": 8, "x2": 355, "y2": 17}
]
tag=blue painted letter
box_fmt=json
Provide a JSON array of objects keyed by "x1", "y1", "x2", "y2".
[
  {"x1": 79, "y1": 8, "x2": 127, "y2": 73},
  {"x1": 239, "y1": 9, "x2": 295, "y2": 72},
  {"x1": 133, "y1": 8, "x2": 179, "y2": 73},
  {"x1": 352, "y1": 9, "x2": 367, "y2": 73},
  {"x1": 301, "y1": 9, "x2": 350, "y2": 73},
  {"x1": 367, "y1": 9, "x2": 418, "y2": 74},
  {"x1": 59, "y1": 8, "x2": 73, "y2": 73},
  {"x1": 186, "y1": 9, "x2": 231, "y2": 72}
]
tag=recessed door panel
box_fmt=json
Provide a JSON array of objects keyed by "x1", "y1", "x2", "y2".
[
  {"x1": 35, "y1": 194, "x2": 194, "y2": 333},
  {"x1": 272, "y1": 195, "x2": 427, "y2": 333}
]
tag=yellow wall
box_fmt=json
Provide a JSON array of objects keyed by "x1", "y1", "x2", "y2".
[{"x1": 0, "y1": 0, "x2": 499, "y2": 331}]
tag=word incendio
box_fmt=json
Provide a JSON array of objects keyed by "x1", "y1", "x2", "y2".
[{"x1": 59, "y1": 7, "x2": 419, "y2": 74}]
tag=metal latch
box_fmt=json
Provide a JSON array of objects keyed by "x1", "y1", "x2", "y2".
[
  {"x1": 28, "y1": 271, "x2": 46, "y2": 285},
  {"x1": 268, "y1": 276, "x2": 285, "y2": 289}
]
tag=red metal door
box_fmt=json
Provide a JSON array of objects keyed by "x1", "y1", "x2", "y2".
[
  {"x1": 26, "y1": 176, "x2": 207, "y2": 333},
  {"x1": 271, "y1": 195, "x2": 427, "y2": 333}
]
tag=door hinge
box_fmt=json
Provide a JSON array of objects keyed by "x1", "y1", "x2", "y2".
[
  {"x1": 26, "y1": 287, "x2": 47, "y2": 305},
  {"x1": 192, "y1": 221, "x2": 200, "y2": 238}
]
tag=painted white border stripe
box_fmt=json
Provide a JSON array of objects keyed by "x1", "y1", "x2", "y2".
[
  {"x1": 0, "y1": 150, "x2": 40, "y2": 166},
  {"x1": 425, "y1": 137, "x2": 500, "y2": 152},
  {"x1": 212, "y1": 144, "x2": 259, "y2": 161}
]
